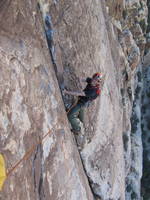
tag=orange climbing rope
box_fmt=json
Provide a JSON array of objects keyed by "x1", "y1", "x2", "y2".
[
  {"x1": 1, "y1": 86, "x2": 78, "y2": 190},
  {"x1": 0, "y1": 129, "x2": 51, "y2": 191},
  {"x1": 6, "y1": 129, "x2": 52, "y2": 178}
]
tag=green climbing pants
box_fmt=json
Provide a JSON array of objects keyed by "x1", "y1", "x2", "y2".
[{"x1": 67, "y1": 103, "x2": 85, "y2": 132}]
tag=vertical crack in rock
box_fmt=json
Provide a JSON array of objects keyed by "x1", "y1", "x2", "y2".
[
  {"x1": 32, "y1": 144, "x2": 45, "y2": 200},
  {"x1": 37, "y1": 2, "x2": 96, "y2": 198},
  {"x1": 45, "y1": 15, "x2": 56, "y2": 68},
  {"x1": 38, "y1": 3, "x2": 67, "y2": 105},
  {"x1": 32, "y1": 150, "x2": 37, "y2": 190},
  {"x1": 38, "y1": 168, "x2": 44, "y2": 200}
]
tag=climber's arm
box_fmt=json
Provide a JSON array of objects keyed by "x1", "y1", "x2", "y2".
[
  {"x1": 80, "y1": 77, "x2": 91, "y2": 83},
  {"x1": 63, "y1": 89, "x2": 85, "y2": 96},
  {"x1": 80, "y1": 78, "x2": 87, "y2": 83}
]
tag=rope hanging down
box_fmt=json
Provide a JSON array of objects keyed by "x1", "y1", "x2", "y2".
[{"x1": 0, "y1": 129, "x2": 52, "y2": 190}]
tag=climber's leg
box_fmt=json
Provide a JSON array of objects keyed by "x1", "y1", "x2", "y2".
[
  {"x1": 78, "y1": 106, "x2": 84, "y2": 123},
  {"x1": 67, "y1": 103, "x2": 82, "y2": 133}
]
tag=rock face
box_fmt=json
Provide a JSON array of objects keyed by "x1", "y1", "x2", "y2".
[
  {"x1": 0, "y1": 0, "x2": 149, "y2": 199},
  {"x1": 141, "y1": 54, "x2": 150, "y2": 199},
  {"x1": 39, "y1": 0, "x2": 126, "y2": 199},
  {"x1": 0, "y1": 1, "x2": 93, "y2": 199}
]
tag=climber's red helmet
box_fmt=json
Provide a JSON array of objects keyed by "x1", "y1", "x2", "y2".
[
  {"x1": 91, "y1": 72, "x2": 103, "y2": 87},
  {"x1": 92, "y1": 72, "x2": 103, "y2": 80}
]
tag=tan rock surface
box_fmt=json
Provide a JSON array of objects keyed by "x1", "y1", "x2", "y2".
[
  {"x1": 0, "y1": 0, "x2": 148, "y2": 199},
  {"x1": 38, "y1": 0, "x2": 126, "y2": 199},
  {"x1": 0, "y1": 1, "x2": 93, "y2": 199}
]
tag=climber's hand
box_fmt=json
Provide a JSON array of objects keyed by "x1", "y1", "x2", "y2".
[{"x1": 62, "y1": 89, "x2": 67, "y2": 95}]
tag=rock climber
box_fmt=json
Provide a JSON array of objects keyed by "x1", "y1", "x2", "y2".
[{"x1": 63, "y1": 72, "x2": 103, "y2": 134}]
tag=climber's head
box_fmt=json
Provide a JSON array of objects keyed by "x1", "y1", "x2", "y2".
[
  {"x1": 92, "y1": 72, "x2": 103, "y2": 79},
  {"x1": 91, "y1": 72, "x2": 103, "y2": 86}
]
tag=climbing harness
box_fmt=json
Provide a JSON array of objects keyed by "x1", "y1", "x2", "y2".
[{"x1": 67, "y1": 98, "x2": 78, "y2": 114}]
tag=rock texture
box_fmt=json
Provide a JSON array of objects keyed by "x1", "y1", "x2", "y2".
[
  {"x1": 39, "y1": 0, "x2": 126, "y2": 199},
  {"x1": 141, "y1": 53, "x2": 150, "y2": 200},
  {"x1": 0, "y1": 0, "x2": 149, "y2": 199},
  {"x1": 0, "y1": 1, "x2": 93, "y2": 199},
  {"x1": 105, "y1": 1, "x2": 148, "y2": 199}
]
